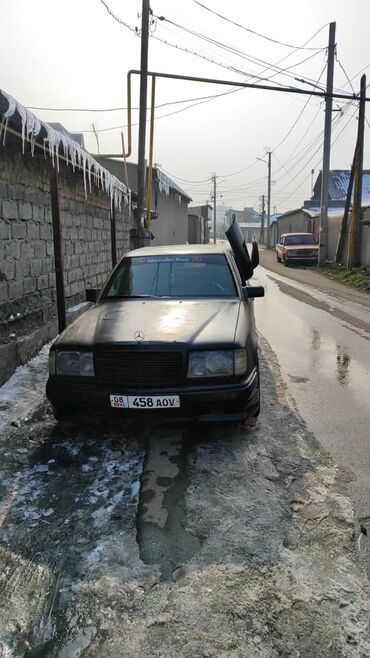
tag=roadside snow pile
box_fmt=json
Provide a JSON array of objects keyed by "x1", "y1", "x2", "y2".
[{"x1": 0, "y1": 342, "x2": 50, "y2": 434}]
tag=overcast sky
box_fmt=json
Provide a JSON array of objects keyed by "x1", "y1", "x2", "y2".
[{"x1": 1, "y1": 0, "x2": 369, "y2": 213}]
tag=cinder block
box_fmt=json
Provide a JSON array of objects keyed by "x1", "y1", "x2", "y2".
[
  {"x1": 0, "y1": 282, "x2": 7, "y2": 302},
  {"x1": 34, "y1": 241, "x2": 46, "y2": 258},
  {"x1": 36, "y1": 275, "x2": 49, "y2": 290},
  {"x1": 0, "y1": 181, "x2": 8, "y2": 199},
  {"x1": 8, "y1": 279, "x2": 23, "y2": 299},
  {"x1": 2, "y1": 200, "x2": 18, "y2": 220},
  {"x1": 12, "y1": 222, "x2": 27, "y2": 240},
  {"x1": 6, "y1": 241, "x2": 21, "y2": 260},
  {"x1": 21, "y1": 241, "x2": 34, "y2": 260},
  {"x1": 18, "y1": 202, "x2": 32, "y2": 220},
  {"x1": 32, "y1": 205, "x2": 45, "y2": 221},
  {"x1": 40, "y1": 224, "x2": 52, "y2": 240},
  {"x1": 30, "y1": 259, "x2": 42, "y2": 276},
  {"x1": 27, "y1": 223, "x2": 40, "y2": 240},
  {"x1": 41, "y1": 259, "x2": 53, "y2": 275},
  {"x1": 0, "y1": 260, "x2": 15, "y2": 281},
  {"x1": 23, "y1": 277, "x2": 37, "y2": 294},
  {"x1": 15, "y1": 260, "x2": 30, "y2": 279},
  {"x1": 0, "y1": 221, "x2": 11, "y2": 240}
]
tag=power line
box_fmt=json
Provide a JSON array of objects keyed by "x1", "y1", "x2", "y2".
[
  {"x1": 273, "y1": 103, "x2": 357, "y2": 199},
  {"x1": 336, "y1": 55, "x2": 356, "y2": 94},
  {"x1": 191, "y1": 0, "x2": 327, "y2": 51},
  {"x1": 219, "y1": 160, "x2": 260, "y2": 178},
  {"x1": 27, "y1": 93, "x2": 236, "y2": 113},
  {"x1": 272, "y1": 62, "x2": 327, "y2": 153},
  {"x1": 154, "y1": 14, "x2": 327, "y2": 87},
  {"x1": 157, "y1": 168, "x2": 212, "y2": 184},
  {"x1": 98, "y1": 0, "x2": 139, "y2": 34},
  {"x1": 97, "y1": 0, "x2": 326, "y2": 92},
  {"x1": 97, "y1": 0, "x2": 330, "y2": 94}
]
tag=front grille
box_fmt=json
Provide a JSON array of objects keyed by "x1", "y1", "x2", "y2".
[
  {"x1": 95, "y1": 349, "x2": 185, "y2": 388},
  {"x1": 292, "y1": 250, "x2": 317, "y2": 257}
]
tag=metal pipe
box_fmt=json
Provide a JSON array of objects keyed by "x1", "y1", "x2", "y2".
[
  {"x1": 49, "y1": 168, "x2": 66, "y2": 333},
  {"x1": 110, "y1": 203, "x2": 117, "y2": 267},
  {"x1": 127, "y1": 68, "x2": 364, "y2": 102},
  {"x1": 136, "y1": 0, "x2": 150, "y2": 246},
  {"x1": 146, "y1": 75, "x2": 156, "y2": 228}
]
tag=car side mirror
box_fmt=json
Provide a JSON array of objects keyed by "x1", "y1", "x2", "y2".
[
  {"x1": 242, "y1": 286, "x2": 265, "y2": 300},
  {"x1": 86, "y1": 288, "x2": 100, "y2": 303},
  {"x1": 251, "y1": 240, "x2": 259, "y2": 269}
]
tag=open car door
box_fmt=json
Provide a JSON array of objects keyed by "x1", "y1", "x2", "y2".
[{"x1": 225, "y1": 214, "x2": 258, "y2": 284}]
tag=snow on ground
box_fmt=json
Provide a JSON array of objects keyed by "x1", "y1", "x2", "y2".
[
  {"x1": 0, "y1": 342, "x2": 50, "y2": 434},
  {"x1": 67, "y1": 301, "x2": 90, "y2": 314}
]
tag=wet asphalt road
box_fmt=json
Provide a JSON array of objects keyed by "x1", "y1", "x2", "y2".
[{"x1": 253, "y1": 261, "x2": 370, "y2": 521}]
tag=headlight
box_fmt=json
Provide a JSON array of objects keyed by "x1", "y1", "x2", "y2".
[
  {"x1": 56, "y1": 351, "x2": 94, "y2": 376},
  {"x1": 188, "y1": 349, "x2": 247, "y2": 378}
]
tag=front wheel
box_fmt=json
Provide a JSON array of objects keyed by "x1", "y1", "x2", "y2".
[
  {"x1": 276, "y1": 252, "x2": 281, "y2": 263},
  {"x1": 283, "y1": 257, "x2": 289, "y2": 267}
]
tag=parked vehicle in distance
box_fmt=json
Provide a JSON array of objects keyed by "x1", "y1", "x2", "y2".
[
  {"x1": 46, "y1": 218, "x2": 264, "y2": 423},
  {"x1": 276, "y1": 233, "x2": 319, "y2": 266}
]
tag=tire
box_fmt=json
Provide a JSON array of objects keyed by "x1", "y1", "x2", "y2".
[
  {"x1": 283, "y1": 257, "x2": 289, "y2": 267},
  {"x1": 52, "y1": 405, "x2": 78, "y2": 425},
  {"x1": 276, "y1": 253, "x2": 281, "y2": 263}
]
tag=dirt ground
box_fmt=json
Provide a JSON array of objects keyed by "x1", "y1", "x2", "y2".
[{"x1": 0, "y1": 340, "x2": 369, "y2": 657}]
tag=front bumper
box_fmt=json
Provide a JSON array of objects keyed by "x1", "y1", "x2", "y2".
[
  {"x1": 46, "y1": 367, "x2": 259, "y2": 422},
  {"x1": 285, "y1": 253, "x2": 318, "y2": 264}
]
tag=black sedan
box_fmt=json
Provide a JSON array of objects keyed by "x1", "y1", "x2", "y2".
[{"x1": 46, "y1": 219, "x2": 264, "y2": 422}]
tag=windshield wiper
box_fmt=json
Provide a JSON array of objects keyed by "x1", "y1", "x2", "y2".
[{"x1": 101, "y1": 294, "x2": 156, "y2": 300}]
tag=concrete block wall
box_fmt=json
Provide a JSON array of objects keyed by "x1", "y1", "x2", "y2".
[{"x1": 0, "y1": 134, "x2": 132, "y2": 346}]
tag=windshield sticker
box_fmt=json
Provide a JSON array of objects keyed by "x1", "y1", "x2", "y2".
[{"x1": 135, "y1": 256, "x2": 204, "y2": 264}]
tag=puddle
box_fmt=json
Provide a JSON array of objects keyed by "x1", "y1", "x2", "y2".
[{"x1": 137, "y1": 426, "x2": 202, "y2": 580}]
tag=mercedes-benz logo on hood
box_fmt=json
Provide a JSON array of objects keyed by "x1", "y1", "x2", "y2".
[{"x1": 134, "y1": 330, "x2": 145, "y2": 342}]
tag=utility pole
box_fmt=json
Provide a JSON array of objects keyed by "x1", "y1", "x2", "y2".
[
  {"x1": 260, "y1": 195, "x2": 265, "y2": 244},
  {"x1": 212, "y1": 173, "x2": 217, "y2": 243},
  {"x1": 267, "y1": 150, "x2": 272, "y2": 248},
  {"x1": 319, "y1": 21, "x2": 336, "y2": 265},
  {"x1": 348, "y1": 73, "x2": 366, "y2": 268},
  {"x1": 136, "y1": 0, "x2": 150, "y2": 248},
  {"x1": 311, "y1": 168, "x2": 315, "y2": 196}
]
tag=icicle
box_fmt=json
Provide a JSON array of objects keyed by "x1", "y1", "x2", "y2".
[
  {"x1": 0, "y1": 118, "x2": 9, "y2": 145},
  {"x1": 0, "y1": 88, "x2": 128, "y2": 209}
]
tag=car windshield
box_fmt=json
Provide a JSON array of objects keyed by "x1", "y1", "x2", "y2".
[
  {"x1": 102, "y1": 254, "x2": 237, "y2": 299},
  {"x1": 284, "y1": 235, "x2": 316, "y2": 245}
]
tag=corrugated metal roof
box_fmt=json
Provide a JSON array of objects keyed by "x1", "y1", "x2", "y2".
[{"x1": 313, "y1": 170, "x2": 370, "y2": 204}]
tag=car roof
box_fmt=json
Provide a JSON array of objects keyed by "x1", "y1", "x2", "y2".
[
  {"x1": 281, "y1": 232, "x2": 314, "y2": 236},
  {"x1": 124, "y1": 243, "x2": 231, "y2": 258}
]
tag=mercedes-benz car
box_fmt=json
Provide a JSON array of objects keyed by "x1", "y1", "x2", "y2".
[{"x1": 46, "y1": 218, "x2": 264, "y2": 422}]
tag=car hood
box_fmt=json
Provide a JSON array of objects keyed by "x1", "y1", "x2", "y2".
[{"x1": 55, "y1": 299, "x2": 242, "y2": 348}]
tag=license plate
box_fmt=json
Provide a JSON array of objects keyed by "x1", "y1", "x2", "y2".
[{"x1": 109, "y1": 395, "x2": 180, "y2": 409}]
